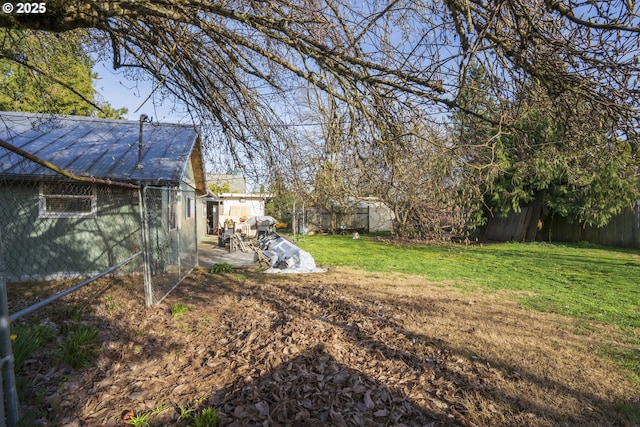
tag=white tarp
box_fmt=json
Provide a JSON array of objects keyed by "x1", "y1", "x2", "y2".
[
  {"x1": 260, "y1": 233, "x2": 325, "y2": 274},
  {"x1": 246, "y1": 216, "x2": 277, "y2": 226}
]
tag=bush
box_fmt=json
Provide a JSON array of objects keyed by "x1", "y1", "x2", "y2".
[{"x1": 171, "y1": 303, "x2": 191, "y2": 318}]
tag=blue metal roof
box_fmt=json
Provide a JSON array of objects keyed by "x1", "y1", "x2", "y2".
[{"x1": 0, "y1": 111, "x2": 200, "y2": 186}]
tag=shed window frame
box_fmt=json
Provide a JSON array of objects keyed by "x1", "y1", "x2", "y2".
[
  {"x1": 39, "y1": 182, "x2": 97, "y2": 218},
  {"x1": 186, "y1": 196, "x2": 195, "y2": 219}
]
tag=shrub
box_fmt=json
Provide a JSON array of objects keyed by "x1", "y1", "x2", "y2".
[{"x1": 170, "y1": 303, "x2": 191, "y2": 318}]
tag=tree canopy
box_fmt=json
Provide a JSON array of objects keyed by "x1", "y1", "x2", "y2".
[
  {"x1": 3, "y1": 1, "x2": 638, "y2": 145},
  {"x1": 452, "y1": 63, "x2": 639, "y2": 234},
  {"x1": 0, "y1": 29, "x2": 97, "y2": 114},
  {"x1": 0, "y1": 28, "x2": 128, "y2": 117},
  {"x1": 2, "y1": 0, "x2": 639, "y2": 237}
]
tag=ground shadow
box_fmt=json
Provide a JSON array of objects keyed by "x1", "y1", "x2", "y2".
[
  {"x1": 6, "y1": 267, "x2": 638, "y2": 426},
  {"x1": 205, "y1": 344, "x2": 442, "y2": 426},
  {"x1": 190, "y1": 269, "x2": 637, "y2": 426}
]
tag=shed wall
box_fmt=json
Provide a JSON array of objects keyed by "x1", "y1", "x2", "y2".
[
  {"x1": 0, "y1": 182, "x2": 142, "y2": 281},
  {"x1": 368, "y1": 202, "x2": 394, "y2": 232}
]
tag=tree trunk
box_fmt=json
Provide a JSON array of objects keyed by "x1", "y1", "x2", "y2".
[{"x1": 523, "y1": 189, "x2": 546, "y2": 242}]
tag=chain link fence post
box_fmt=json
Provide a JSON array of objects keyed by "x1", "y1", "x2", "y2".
[
  {"x1": 0, "y1": 228, "x2": 18, "y2": 427},
  {"x1": 139, "y1": 185, "x2": 153, "y2": 307}
]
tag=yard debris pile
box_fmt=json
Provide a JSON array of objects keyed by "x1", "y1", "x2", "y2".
[
  {"x1": 8, "y1": 268, "x2": 638, "y2": 426},
  {"x1": 259, "y1": 232, "x2": 325, "y2": 273}
]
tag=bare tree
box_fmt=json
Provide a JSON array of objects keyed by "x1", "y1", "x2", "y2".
[
  {"x1": 348, "y1": 98, "x2": 476, "y2": 239},
  {"x1": 2, "y1": 1, "x2": 638, "y2": 155}
]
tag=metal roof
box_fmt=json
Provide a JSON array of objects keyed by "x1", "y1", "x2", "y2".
[{"x1": 0, "y1": 111, "x2": 200, "y2": 186}]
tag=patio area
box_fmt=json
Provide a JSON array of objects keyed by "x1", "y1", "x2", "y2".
[{"x1": 197, "y1": 234, "x2": 257, "y2": 268}]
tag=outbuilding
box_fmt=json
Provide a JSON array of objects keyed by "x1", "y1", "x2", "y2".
[{"x1": 0, "y1": 111, "x2": 207, "y2": 283}]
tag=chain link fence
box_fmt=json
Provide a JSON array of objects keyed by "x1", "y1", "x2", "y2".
[
  {"x1": 0, "y1": 178, "x2": 198, "y2": 304},
  {"x1": 0, "y1": 179, "x2": 144, "y2": 283},
  {"x1": 0, "y1": 176, "x2": 199, "y2": 425},
  {"x1": 142, "y1": 186, "x2": 198, "y2": 305},
  {"x1": 292, "y1": 203, "x2": 372, "y2": 236},
  {"x1": 0, "y1": 116, "x2": 201, "y2": 425}
]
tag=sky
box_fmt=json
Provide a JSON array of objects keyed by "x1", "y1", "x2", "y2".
[
  {"x1": 92, "y1": 60, "x2": 189, "y2": 124},
  {"x1": 91, "y1": 60, "x2": 262, "y2": 186}
]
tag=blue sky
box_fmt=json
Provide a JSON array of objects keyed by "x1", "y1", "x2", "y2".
[
  {"x1": 92, "y1": 60, "x2": 189, "y2": 123},
  {"x1": 92, "y1": 60, "x2": 258, "y2": 180}
]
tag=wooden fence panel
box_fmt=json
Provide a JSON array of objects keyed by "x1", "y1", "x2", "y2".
[{"x1": 541, "y1": 206, "x2": 640, "y2": 248}]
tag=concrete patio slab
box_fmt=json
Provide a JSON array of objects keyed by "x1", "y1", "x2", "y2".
[{"x1": 198, "y1": 234, "x2": 258, "y2": 268}]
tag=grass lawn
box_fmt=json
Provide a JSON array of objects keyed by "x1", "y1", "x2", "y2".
[{"x1": 297, "y1": 234, "x2": 640, "y2": 378}]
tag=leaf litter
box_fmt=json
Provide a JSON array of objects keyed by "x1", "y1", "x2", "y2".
[{"x1": 8, "y1": 267, "x2": 639, "y2": 426}]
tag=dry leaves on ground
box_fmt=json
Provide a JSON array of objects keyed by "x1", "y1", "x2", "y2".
[{"x1": 8, "y1": 267, "x2": 639, "y2": 426}]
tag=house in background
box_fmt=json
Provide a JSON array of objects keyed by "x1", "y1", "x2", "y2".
[
  {"x1": 204, "y1": 172, "x2": 272, "y2": 233},
  {"x1": 217, "y1": 192, "x2": 272, "y2": 222},
  {"x1": 207, "y1": 172, "x2": 247, "y2": 193},
  {"x1": 0, "y1": 111, "x2": 207, "y2": 281}
]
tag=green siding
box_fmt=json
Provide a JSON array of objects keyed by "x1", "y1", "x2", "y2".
[{"x1": 0, "y1": 182, "x2": 142, "y2": 280}]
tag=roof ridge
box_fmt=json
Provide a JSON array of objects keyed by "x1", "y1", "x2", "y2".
[{"x1": 0, "y1": 111, "x2": 194, "y2": 128}]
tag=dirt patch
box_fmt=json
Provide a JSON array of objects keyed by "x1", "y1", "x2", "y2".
[{"x1": 8, "y1": 267, "x2": 639, "y2": 426}]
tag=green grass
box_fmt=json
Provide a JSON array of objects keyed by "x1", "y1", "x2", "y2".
[
  {"x1": 123, "y1": 405, "x2": 170, "y2": 427},
  {"x1": 209, "y1": 262, "x2": 234, "y2": 273},
  {"x1": 298, "y1": 235, "x2": 640, "y2": 329},
  {"x1": 299, "y1": 235, "x2": 640, "y2": 378},
  {"x1": 11, "y1": 324, "x2": 57, "y2": 373},
  {"x1": 193, "y1": 407, "x2": 220, "y2": 427},
  {"x1": 171, "y1": 303, "x2": 191, "y2": 318},
  {"x1": 619, "y1": 400, "x2": 640, "y2": 424}
]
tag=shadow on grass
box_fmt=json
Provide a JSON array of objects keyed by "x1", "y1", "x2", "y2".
[
  {"x1": 199, "y1": 269, "x2": 638, "y2": 426},
  {"x1": 209, "y1": 344, "x2": 439, "y2": 426}
]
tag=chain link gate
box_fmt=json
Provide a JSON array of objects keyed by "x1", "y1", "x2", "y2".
[{"x1": 141, "y1": 186, "x2": 198, "y2": 306}]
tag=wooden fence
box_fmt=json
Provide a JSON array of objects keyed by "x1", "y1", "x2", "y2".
[{"x1": 483, "y1": 204, "x2": 640, "y2": 248}]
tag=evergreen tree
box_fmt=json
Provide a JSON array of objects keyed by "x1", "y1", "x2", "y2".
[
  {"x1": 452, "y1": 66, "x2": 639, "y2": 237},
  {"x1": 0, "y1": 29, "x2": 126, "y2": 117},
  {"x1": 95, "y1": 102, "x2": 129, "y2": 119}
]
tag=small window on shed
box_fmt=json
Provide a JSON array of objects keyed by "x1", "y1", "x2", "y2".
[
  {"x1": 39, "y1": 182, "x2": 97, "y2": 218},
  {"x1": 186, "y1": 197, "x2": 195, "y2": 218}
]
